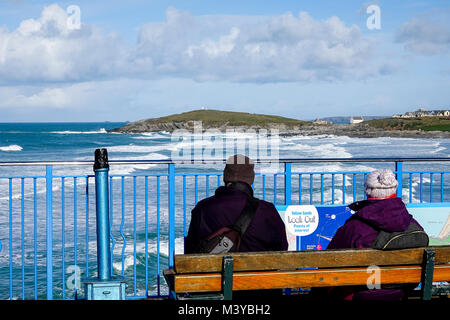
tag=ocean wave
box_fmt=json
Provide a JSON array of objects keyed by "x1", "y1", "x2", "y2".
[
  {"x1": 285, "y1": 142, "x2": 352, "y2": 159},
  {"x1": 49, "y1": 128, "x2": 107, "y2": 134},
  {"x1": 282, "y1": 134, "x2": 341, "y2": 141},
  {"x1": 431, "y1": 146, "x2": 446, "y2": 154},
  {"x1": 111, "y1": 237, "x2": 185, "y2": 273},
  {"x1": 132, "y1": 132, "x2": 172, "y2": 140},
  {"x1": 0, "y1": 144, "x2": 23, "y2": 151},
  {"x1": 107, "y1": 144, "x2": 177, "y2": 154},
  {"x1": 108, "y1": 153, "x2": 169, "y2": 175},
  {"x1": 66, "y1": 152, "x2": 169, "y2": 176}
]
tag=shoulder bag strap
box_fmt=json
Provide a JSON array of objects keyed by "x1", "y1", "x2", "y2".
[{"x1": 232, "y1": 196, "x2": 260, "y2": 237}]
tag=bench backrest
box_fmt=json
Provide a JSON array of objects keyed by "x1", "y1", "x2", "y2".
[
  {"x1": 166, "y1": 246, "x2": 450, "y2": 296},
  {"x1": 174, "y1": 246, "x2": 450, "y2": 273}
]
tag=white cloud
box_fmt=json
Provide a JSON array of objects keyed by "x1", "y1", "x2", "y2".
[
  {"x1": 17, "y1": 87, "x2": 69, "y2": 108},
  {"x1": 187, "y1": 27, "x2": 240, "y2": 58},
  {"x1": 0, "y1": 4, "x2": 128, "y2": 83},
  {"x1": 0, "y1": 79, "x2": 144, "y2": 112},
  {"x1": 0, "y1": 85, "x2": 72, "y2": 109},
  {"x1": 0, "y1": 5, "x2": 386, "y2": 85},
  {"x1": 135, "y1": 8, "x2": 381, "y2": 82},
  {"x1": 396, "y1": 14, "x2": 450, "y2": 55}
]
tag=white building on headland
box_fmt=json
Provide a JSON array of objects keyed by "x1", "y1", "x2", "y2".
[
  {"x1": 350, "y1": 116, "x2": 364, "y2": 124},
  {"x1": 312, "y1": 118, "x2": 332, "y2": 125},
  {"x1": 393, "y1": 108, "x2": 450, "y2": 118}
]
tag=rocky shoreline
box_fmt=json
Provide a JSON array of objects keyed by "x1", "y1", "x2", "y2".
[
  {"x1": 108, "y1": 121, "x2": 450, "y2": 139},
  {"x1": 279, "y1": 124, "x2": 450, "y2": 139}
]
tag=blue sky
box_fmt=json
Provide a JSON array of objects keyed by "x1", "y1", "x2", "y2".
[{"x1": 0, "y1": 0, "x2": 449, "y2": 121}]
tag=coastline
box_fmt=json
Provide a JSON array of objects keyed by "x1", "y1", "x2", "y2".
[
  {"x1": 108, "y1": 122, "x2": 450, "y2": 139},
  {"x1": 279, "y1": 124, "x2": 450, "y2": 139}
]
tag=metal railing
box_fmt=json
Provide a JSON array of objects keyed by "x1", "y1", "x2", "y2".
[{"x1": 0, "y1": 155, "x2": 449, "y2": 300}]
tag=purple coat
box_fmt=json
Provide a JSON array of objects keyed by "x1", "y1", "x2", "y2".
[
  {"x1": 185, "y1": 185, "x2": 288, "y2": 253},
  {"x1": 326, "y1": 197, "x2": 424, "y2": 300}
]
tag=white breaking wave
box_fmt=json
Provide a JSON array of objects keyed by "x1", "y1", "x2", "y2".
[
  {"x1": 49, "y1": 128, "x2": 107, "y2": 134},
  {"x1": 132, "y1": 132, "x2": 172, "y2": 140},
  {"x1": 111, "y1": 237, "x2": 185, "y2": 273},
  {"x1": 284, "y1": 142, "x2": 352, "y2": 159},
  {"x1": 107, "y1": 144, "x2": 177, "y2": 154},
  {"x1": 108, "y1": 153, "x2": 169, "y2": 175},
  {"x1": 432, "y1": 146, "x2": 446, "y2": 154},
  {"x1": 0, "y1": 144, "x2": 23, "y2": 151},
  {"x1": 65, "y1": 153, "x2": 169, "y2": 176}
]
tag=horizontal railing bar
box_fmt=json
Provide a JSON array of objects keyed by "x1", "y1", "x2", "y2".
[
  {"x1": 176, "y1": 171, "x2": 450, "y2": 176},
  {"x1": 293, "y1": 171, "x2": 450, "y2": 175},
  {"x1": 403, "y1": 171, "x2": 450, "y2": 174},
  {"x1": 54, "y1": 175, "x2": 93, "y2": 178},
  {"x1": 174, "y1": 173, "x2": 221, "y2": 176},
  {"x1": 291, "y1": 171, "x2": 371, "y2": 175},
  {"x1": 0, "y1": 157, "x2": 449, "y2": 167},
  {"x1": 0, "y1": 175, "x2": 95, "y2": 179},
  {"x1": 0, "y1": 176, "x2": 46, "y2": 179},
  {"x1": 263, "y1": 157, "x2": 450, "y2": 163},
  {"x1": 109, "y1": 174, "x2": 169, "y2": 177},
  {"x1": 180, "y1": 172, "x2": 372, "y2": 176},
  {"x1": 0, "y1": 171, "x2": 448, "y2": 179},
  {"x1": 0, "y1": 161, "x2": 94, "y2": 166}
]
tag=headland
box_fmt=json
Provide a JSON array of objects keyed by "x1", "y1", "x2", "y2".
[{"x1": 107, "y1": 109, "x2": 450, "y2": 139}]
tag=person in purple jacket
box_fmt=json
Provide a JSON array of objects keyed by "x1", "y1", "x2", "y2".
[
  {"x1": 185, "y1": 154, "x2": 288, "y2": 254},
  {"x1": 325, "y1": 169, "x2": 425, "y2": 301}
]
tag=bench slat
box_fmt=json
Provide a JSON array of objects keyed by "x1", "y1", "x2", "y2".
[
  {"x1": 170, "y1": 264, "x2": 450, "y2": 293},
  {"x1": 174, "y1": 246, "x2": 450, "y2": 274}
]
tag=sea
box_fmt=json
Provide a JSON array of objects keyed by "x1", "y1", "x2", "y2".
[{"x1": 0, "y1": 122, "x2": 449, "y2": 299}]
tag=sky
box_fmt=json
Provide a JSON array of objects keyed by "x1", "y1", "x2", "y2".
[{"x1": 0, "y1": 0, "x2": 449, "y2": 122}]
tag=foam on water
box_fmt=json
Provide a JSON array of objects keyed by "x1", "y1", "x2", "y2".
[
  {"x1": 432, "y1": 146, "x2": 446, "y2": 154},
  {"x1": 0, "y1": 145, "x2": 23, "y2": 152},
  {"x1": 106, "y1": 144, "x2": 178, "y2": 154},
  {"x1": 132, "y1": 132, "x2": 172, "y2": 140},
  {"x1": 49, "y1": 128, "x2": 107, "y2": 134},
  {"x1": 287, "y1": 142, "x2": 352, "y2": 158},
  {"x1": 111, "y1": 237, "x2": 184, "y2": 273}
]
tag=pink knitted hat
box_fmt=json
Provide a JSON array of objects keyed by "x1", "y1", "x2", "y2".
[{"x1": 364, "y1": 169, "x2": 398, "y2": 199}]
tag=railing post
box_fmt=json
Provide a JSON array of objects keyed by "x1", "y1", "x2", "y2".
[
  {"x1": 84, "y1": 148, "x2": 127, "y2": 300},
  {"x1": 168, "y1": 163, "x2": 176, "y2": 268},
  {"x1": 395, "y1": 161, "x2": 403, "y2": 199},
  {"x1": 94, "y1": 148, "x2": 111, "y2": 281},
  {"x1": 284, "y1": 162, "x2": 292, "y2": 206},
  {"x1": 45, "y1": 165, "x2": 53, "y2": 300}
]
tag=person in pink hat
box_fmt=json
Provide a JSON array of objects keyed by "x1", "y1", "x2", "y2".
[{"x1": 325, "y1": 169, "x2": 427, "y2": 300}]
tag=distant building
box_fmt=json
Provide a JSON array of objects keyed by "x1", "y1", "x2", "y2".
[
  {"x1": 350, "y1": 116, "x2": 364, "y2": 124},
  {"x1": 312, "y1": 118, "x2": 332, "y2": 125},
  {"x1": 393, "y1": 108, "x2": 450, "y2": 118}
]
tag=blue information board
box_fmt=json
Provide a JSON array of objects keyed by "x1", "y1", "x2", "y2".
[
  {"x1": 276, "y1": 205, "x2": 353, "y2": 251},
  {"x1": 276, "y1": 202, "x2": 450, "y2": 251}
]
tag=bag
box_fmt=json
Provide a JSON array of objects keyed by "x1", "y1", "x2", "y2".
[
  {"x1": 371, "y1": 220, "x2": 429, "y2": 250},
  {"x1": 370, "y1": 221, "x2": 429, "y2": 292},
  {"x1": 197, "y1": 191, "x2": 259, "y2": 254}
]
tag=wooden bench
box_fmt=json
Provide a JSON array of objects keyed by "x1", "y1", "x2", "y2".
[{"x1": 163, "y1": 246, "x2": 450, "y2": 300}]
